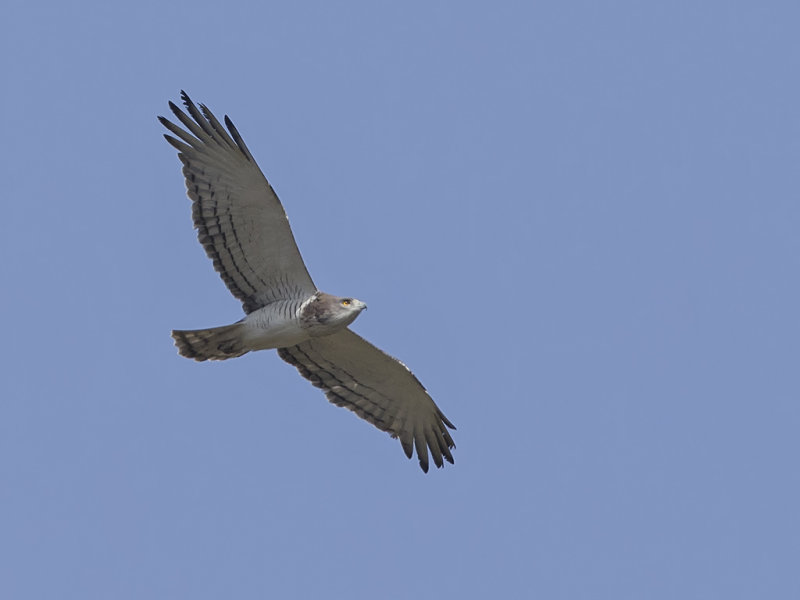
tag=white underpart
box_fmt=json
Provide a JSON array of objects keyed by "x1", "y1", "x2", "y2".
[{"x1": 240, "y1": 298, "x2": 311, "y2": 351}]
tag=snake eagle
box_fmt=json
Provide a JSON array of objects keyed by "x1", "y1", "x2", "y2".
[{"x1": 159, "y1": 92, "x2": 456, "y2": 472}]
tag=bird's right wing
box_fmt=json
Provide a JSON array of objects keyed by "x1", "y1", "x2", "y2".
[
  {"x1": 160, "y1": 92, "x2": 316, "y2": 313},
  {"x1": 278, "y1": 329, "x2": 456, "y2": 472}
]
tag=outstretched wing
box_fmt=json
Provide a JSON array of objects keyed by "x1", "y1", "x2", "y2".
[
  {"x1": 278, "y1": 329, "x2": 456, "y2": 472},
  {"x1": 159, "y1": 92, "x2": 316, "y2": 313}
]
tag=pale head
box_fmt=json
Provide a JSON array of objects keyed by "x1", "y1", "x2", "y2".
[{"x1": 300, "y1": 292, "x2": 367, "y2": 336}]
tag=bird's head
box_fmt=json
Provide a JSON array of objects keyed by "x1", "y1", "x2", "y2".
[
  {"x1": 331, "y1": 295, "x2": 367, "y2": 326},
  {"x1": 303, "y1": 292, "x2": 367, "y2": 332}
]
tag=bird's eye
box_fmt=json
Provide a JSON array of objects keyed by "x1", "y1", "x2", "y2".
[{"x1": 341, "y1": 299, "x2": 351, "y2": 306}]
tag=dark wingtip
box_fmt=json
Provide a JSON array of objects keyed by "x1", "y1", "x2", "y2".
[
  {"x1": 167, "y1": 101, "x2": 183, "y2": 119},
  {"x1": 440, "y1": 411, "x2": 457, "y2": 431},
  {"x1": 401, "y1": 438, "x2": 414, "y2": 459}
]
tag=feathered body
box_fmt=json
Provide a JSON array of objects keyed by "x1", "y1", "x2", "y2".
[
  {"x1": 173, "y1": 293, "x2": 366, "y2": 360},
  {"x1": 161, "y1": 92, "x2": 455, "y2": 472}
]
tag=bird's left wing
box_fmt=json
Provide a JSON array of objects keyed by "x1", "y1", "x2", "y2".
[
  {"x1": 278, "y1": 329, "x2": 456, "y2": 472},
  {"x1": 159, "y1": 92, "x2": 317, "y2": 313}
]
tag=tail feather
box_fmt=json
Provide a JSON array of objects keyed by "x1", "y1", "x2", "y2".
[{"x1": 171, "y1": 322, "x2": 249, "y2": 361}]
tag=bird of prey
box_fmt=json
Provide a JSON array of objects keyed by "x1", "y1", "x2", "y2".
[{"x1": 159, "y1": 92, "x2": 455, "y2": 472}]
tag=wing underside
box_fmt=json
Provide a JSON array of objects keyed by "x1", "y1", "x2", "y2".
[
  {"x1": 160, "y1": 92, "x2": 316, "y2": 312},
  {"x1": 278, "y1": 329, "x2": 456, "y2": 472}
]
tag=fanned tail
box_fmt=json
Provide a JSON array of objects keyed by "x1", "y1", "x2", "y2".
[{"x1": 171, "y1": 322, "x2": 249, "y2": 361}]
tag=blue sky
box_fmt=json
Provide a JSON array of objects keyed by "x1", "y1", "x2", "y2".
[{"x1": 3, "y1": 1, "x2": 799, "y2": 598}]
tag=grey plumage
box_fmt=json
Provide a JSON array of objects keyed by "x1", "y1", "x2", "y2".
[
  {"x1": 172, "y1": 322, "x2": 248, "y2": 361},
  {"x1": 160, "y1": 94, "x2": 315, "y2": 313},
  {"x1": 161, "y1": 92, "x2": 456, "y2": 472},
  {"x1": 278, "y1": 330, "x2": 456, "y2": 472}
]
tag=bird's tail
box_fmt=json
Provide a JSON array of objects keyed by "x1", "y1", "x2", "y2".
[{"x1": 171, "y1": 322, "x2": 249, "y2": 361}]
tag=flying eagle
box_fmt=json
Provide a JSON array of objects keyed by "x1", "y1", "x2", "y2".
[{"x1": 159, "y1": 92, "x2": 456, "y2": 472}]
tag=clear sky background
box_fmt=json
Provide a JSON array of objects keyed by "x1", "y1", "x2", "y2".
[{"x1": 2, "y1": 1, "x2": 799, "y2": 598}]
